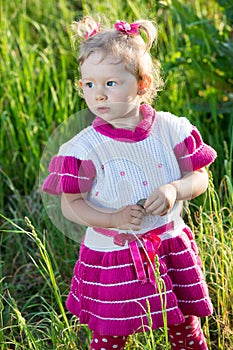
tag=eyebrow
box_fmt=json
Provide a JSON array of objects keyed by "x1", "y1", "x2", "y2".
[
  {"x1": 81, "y1": 76, "x2": 119, "y2": 81},
  {"x1": 81, "y1": 77, "x2": 93, "y2": 81}
]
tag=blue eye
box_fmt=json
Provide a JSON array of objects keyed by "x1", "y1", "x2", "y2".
[
  {"x1": 86, "y1": 82, "x2": 94, "y2": 88},
  {"x1": 107, "y1": 81, "x2": 117, "y2": 87}
]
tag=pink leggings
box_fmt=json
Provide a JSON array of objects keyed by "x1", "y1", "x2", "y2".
[{"x1": 90, "y1": 316, "x2": 208, "y2": 350}]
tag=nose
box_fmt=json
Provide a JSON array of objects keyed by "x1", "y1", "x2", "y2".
[
  {"x1": 95, "y1": 93, "x2": 107, "y2": 101},
  {"x1": 95, "y1": 87, "x2": 107, "y2": 101}
]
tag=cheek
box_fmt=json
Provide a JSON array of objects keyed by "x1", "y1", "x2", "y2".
[
  {"x1": 83, "y1": 90, "x2": 93, "y2": 102},
  {"x1": 113, "y1": 90, "x2": 135, "y2": 102},
  {"x1": 124, "y1": 84, "x2": 139, "y2": 98},
  {"x1": 114, "y1": 93, "x2": 127, "y2": 101}
]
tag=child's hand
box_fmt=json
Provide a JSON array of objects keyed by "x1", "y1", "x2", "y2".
[
  {"x1": 112, "y1": 205, "x2": 145, "y2": 231},
  {"x1": 144, "y1": 184, "x2": 177, "y2": 216}
]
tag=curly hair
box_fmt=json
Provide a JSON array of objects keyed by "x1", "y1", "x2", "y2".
[{"x1": 71, "y1": 16, "x2": 163, "y2": 103}]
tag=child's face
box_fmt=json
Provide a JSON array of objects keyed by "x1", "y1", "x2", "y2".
[{"x1": 79, "y1": 51, "x2": 141, "y2": 128}]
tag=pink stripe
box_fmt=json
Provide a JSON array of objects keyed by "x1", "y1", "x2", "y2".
[
  {"x1": 94, "y1": 227, "x2": 118, "y2": 238},
  {"x1": 92, "y1": 104, "x2": 156, "y2": 142},
  {"x1": 174, "y1": 127, "x2": 217, "y2": 171},
  {"x1": 65, "y1": 240, "x2": 213, "y2": 334},
  {"x1": 49, "y1": 155, "x2": 96, "y2": 178},
  {"x1": 42, "y1": 155, "x2": 96, "y2": 195},
  {"x1": 175, "y1": 128, "x2": 203, "y2": 156},
  {"x1": 149, "y1": 221, "x2": 174, "y2": 236},
  {"x1": 42, "y1": 173, "x2": 94, "y2": 195}
]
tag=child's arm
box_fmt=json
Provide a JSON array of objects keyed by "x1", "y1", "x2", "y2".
[
  {"x1": 144, "y1": 168, "x2": 208, "y2": 216},
  {"x1": 61, "y1": 193, "x2": 144, "y2": 230}
]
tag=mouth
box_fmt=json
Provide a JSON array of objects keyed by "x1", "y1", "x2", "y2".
[{"x1": 97, "y1": 107, "x2": 110, "y2": 114}]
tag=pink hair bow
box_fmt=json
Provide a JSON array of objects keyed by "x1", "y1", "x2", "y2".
[
  {"x1": 114, "y1": 20, "x2": 140, "y2": 36},
  {"x1": 85, "y1": 22, "x2": 101, "y2": 39}
]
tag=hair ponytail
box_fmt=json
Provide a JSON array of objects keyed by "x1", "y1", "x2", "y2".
[
  {"x1": 71, "y1": 16, "x2": 101, "y2": 44},
  {"x1": 134, "y1": 19, "x2": 158, "y2": 50}
]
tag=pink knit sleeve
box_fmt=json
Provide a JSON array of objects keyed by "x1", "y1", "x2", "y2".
[
  {"x1": 42, "y1": 155, "x2": 96, "y2": 195},
  {"x1": 174, "y1": 127, "x2": 217, "y2": 172}
]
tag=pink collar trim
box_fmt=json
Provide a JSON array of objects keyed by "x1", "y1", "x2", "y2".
[{"x1": 92, "y1": 104, "x2": 156, "y2": 142}]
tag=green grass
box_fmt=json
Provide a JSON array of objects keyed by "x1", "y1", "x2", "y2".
[{"x1": 0, "y1": 0, "x2": 233, "y2": 349}]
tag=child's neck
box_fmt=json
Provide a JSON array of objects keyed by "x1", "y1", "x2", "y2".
[{"x1": 108, "y1": 109, "x2": 143, "y2": 130}]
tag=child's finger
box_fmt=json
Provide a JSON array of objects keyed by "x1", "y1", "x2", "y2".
[
  {"x1": 129, "y1": 223, "x2": 142, "y2": 231},
  {"x1": 131, "y1": 205, "x2": 145, "y2": 215},
  {"x1": 130, "y1": 216, "x2": 143, "y2": 226},
  {"x1": 151, "y1": 202, "x2": 169, "y2": 216},
  {"x1": 144, "y1": 198, "x2": 162, "y2": 214}
]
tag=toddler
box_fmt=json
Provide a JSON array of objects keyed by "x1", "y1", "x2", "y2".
[{"x1": 42, "y1": 16, "x2": 217, "y2": 350}]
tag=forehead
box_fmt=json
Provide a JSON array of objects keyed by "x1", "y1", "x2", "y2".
[
  {"x1": 85, "y1": 51, "x2": 120, "y2": 65},
  {"x1": 80, "y1": 51, "x2": 126, "y2": 77}
]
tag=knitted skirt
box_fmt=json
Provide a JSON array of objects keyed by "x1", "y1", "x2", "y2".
[{"x1": 66, "y1": 225, "x2": 213, "y2": 336}]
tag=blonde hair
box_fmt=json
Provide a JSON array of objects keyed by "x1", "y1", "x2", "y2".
[{"x1": 71, "y1": 16, "x2": 163, "y2": 103}]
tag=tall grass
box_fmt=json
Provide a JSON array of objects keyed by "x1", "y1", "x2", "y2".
[{"x1": 1, "y1": 0, "x2": 232, "y2": 349}]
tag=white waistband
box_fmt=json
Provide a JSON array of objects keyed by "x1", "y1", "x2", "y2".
[
  {"x1": 84, "y1": 217, "x2": 186, "y2": 252},
  {"x1": 157, "y1": 218, "x2": 185, "y2": 241}
]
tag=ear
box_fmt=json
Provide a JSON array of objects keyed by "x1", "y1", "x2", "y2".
[{"x1": 137, "y1": 74, "x2": 152, "y2": 95}]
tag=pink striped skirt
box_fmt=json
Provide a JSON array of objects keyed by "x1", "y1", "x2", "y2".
[{"x1": 66, "y1": 226, "x2": 213, "y2": 336}]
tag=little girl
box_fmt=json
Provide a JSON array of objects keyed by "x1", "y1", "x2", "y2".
[{"x1": 42, "y1": 16, "x2": 217, "y2": 350}]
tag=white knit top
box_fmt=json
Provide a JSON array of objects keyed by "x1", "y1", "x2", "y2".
[{"x1": 42, "y1": 104, "x2": 217, "y2": 251}]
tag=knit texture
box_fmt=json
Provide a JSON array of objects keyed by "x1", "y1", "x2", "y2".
[
  {"x1": 92, "y1": 103, "x2": 155, "y2": 142},
  {"x1": 42, "y1": 155, "x2": 96, "y2": 195},
  {"x1": 42, "y1": 104, "x2": 216, "y2": 337},
  {"x1": 174, "y1": 127, "x2": 217, "y2": 172},
  {"x1": 42, "y1": 105, "x2": 217, "y2": 237},
  {"x1": 66, "y1": 226, "x2": 213, "y2": 336}
]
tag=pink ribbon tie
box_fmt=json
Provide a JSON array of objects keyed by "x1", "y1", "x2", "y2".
[
  {"x1": 129, "y1": 233, "x2": 161, "y2": 285},
  {"x1": 93, "y1": 222, "x2": 174, "y2": 285}
]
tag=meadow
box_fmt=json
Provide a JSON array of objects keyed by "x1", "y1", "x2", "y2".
[{"x1": 0, "y1": 0, "x2": 233, "y2": 349}]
